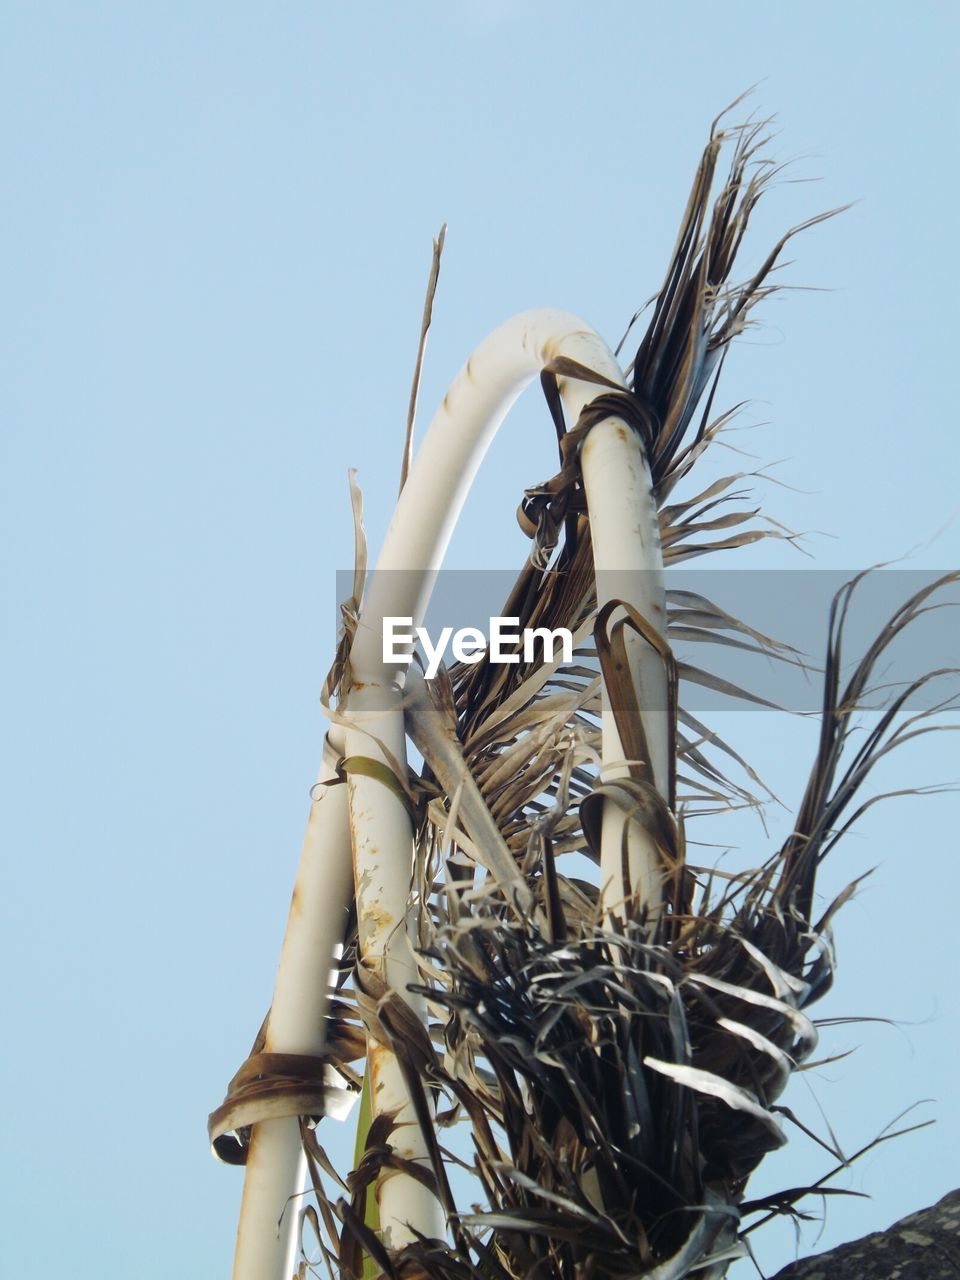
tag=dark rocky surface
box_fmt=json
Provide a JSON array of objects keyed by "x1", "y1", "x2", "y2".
[{"x1": 770, "y1": 1190, "x2": 960, "y2": 1279}]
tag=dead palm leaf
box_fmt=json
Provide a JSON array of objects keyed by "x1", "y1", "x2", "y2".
[{"x1": 214, "y1": 101, "x2": 957, "y2": 1280}]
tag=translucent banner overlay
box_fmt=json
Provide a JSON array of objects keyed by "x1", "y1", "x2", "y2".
[{"x1": 335, "y1": 569, "x2": 959, "y2": 712}]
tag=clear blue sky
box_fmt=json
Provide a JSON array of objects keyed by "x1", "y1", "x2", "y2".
[{"x1": 1, "y1": 4, "x2": 958, "y2": 1276}]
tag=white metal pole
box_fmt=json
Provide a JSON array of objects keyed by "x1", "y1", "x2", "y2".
[
  {"x1": 231, "y1": 735, "x2": 354, "y2": 1280},
  {"x1": 580, "y1": 419, "x2": 670, "y2": 918},
  {"x1": 343, "y1": 309, "x2": 669, "y2": 1243}
]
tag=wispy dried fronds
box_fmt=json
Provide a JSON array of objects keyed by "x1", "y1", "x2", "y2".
[
  {"x1": 302, "y1": 572, "x2": 956, "y2": 1280},
  {"x1": 290, "y1": 107, "x2": 956, "y2": 1280}
]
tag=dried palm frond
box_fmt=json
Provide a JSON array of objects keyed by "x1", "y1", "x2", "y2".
[
  {"x1": 306, "y1": 565, "x2": 957, "y2": 1280},
  {"x1": 218, "y1": 101, "x2": 956, "y2": 1280}
]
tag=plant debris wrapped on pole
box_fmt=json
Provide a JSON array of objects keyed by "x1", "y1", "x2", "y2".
[{"x1": 211, "y1": 105, "x2": 958, "y2": 1280}]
